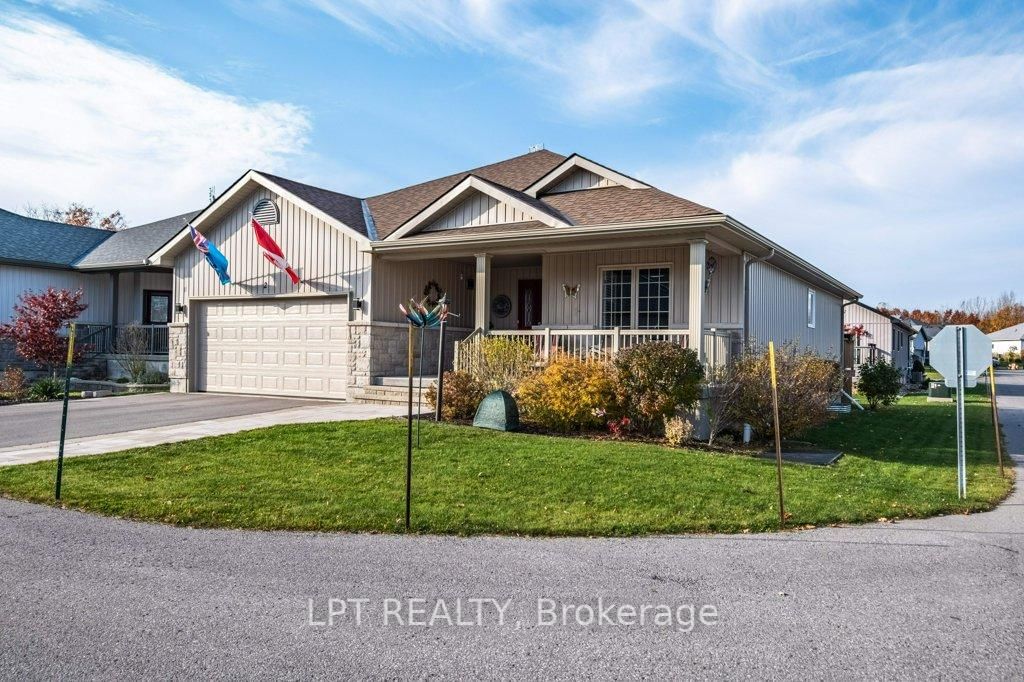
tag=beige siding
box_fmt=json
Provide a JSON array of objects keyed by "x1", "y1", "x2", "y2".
[
  {"x1": 370, "y1": 257, "x2": 476, "y2": 325},
  {"x1": 545, "y1": 168, "x2": 617, "y2": 194},
  {"x1": 541, "y1": 246, "x2": 740, "y2": 329},
  {"x1": 844, "y1": 302, "x2": 912, "y2": 372},
  {"x1": 491, "y1": 265, "x2": 543, "y2": 330},
  {"x1": 116, "y1": 271, "x2": 172, "y2": 324},
  {"x1": 747, "y1": 261, "x2": 842, "y2": 357},
  {"x1": 423, "y1": 190, "x2": 530, "y2": 232},
  {"x1": 172, "y1": 187, "x2": 370, "y2": 324},
  {"x1": 0, "y1": 264, "x2": 112, "y2": 324}
]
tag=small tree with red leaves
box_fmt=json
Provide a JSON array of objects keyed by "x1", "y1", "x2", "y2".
[{"x1": 0, "y1": 288, "x2": 88, "y2": 376}]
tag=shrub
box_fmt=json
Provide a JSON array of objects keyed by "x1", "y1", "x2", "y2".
[
  {"x1": 0, "y1": 366, "x2": 28, "y2": 401},
  {"x1": 29, "y1": 376, "x2": 65, "y2": 401},
  {"x1": 732, "y1": 343, "x2": 840, "y2": 442},
  {"x1": 704, "y1": 364, "x2": 743, "y2": 446},
  {"x1": 607, "y1": 416, "x2": 632, "y2": 439},
  {"x1": 425, "y1": 370, "x2": 487, "y2": 421},
  {"x1": 663, "y1": 415, "x2": 693, "y2": 447},
  {"x1": 613, "y1": 342, "x2": 703, "y2": 434},
  {"x1": 138, "y1": 370, "x2": 169, "y2": 385},
  {"x1": 463, "y1": 336, "x2": 537, "y2": 393},
  {"x1": 516, "y1": 354, "x2": 618, "y2": 432},
  {"x1": 112, "y1": 324, "x2": 150, "y2": 383},
  {"x1": 857, "y1": 360, "x2": 903, "y2": 410}
]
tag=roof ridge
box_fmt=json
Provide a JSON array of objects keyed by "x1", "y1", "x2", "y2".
[
  {"x1": 367, "y1": 149, "x2": 563, "y2": 200},
  {"x1": 254, "y1": 170, "x2": 363, "y2": 200}
]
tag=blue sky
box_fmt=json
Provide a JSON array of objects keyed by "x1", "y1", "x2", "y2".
[{"x1": 1, "y1": 0, "x2": 1022, "y2": 308}]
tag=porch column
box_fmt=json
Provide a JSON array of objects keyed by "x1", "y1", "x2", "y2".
[
  {"x1": 688, "y1": 239, "x2": 707, "y2": 364},
  {"x1": 475, "y1": 253, "x2": 492, "y2": 332},
  {"x1": 109, "y1": 271, "x2": 120, "y2": 353}
]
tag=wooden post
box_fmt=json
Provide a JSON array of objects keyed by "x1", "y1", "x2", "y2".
[
  {"x1": 688, "y1": 239, "x2": 708, "y2": 366},
  {"x1": 989, "y1": 365, "x2": 1004, "y2": 477},
  {"x1": 612, "y1": 326, "x2": 621, "y2": 355},
  {"x1": 405, "y1": 324, "x2": 414, "y2": 530},
  {"x1": 768, "y1": 341, "x2": 785, "y2": 528},
  {"x1": 543, "y1": 327, "x2": 552, "y2": 362}
]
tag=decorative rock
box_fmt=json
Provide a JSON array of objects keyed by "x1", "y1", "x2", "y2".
[{"x1": 472, "y1": 390, "x2": 520, "y2": 432}]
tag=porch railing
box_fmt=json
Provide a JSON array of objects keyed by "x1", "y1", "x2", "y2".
[
  {"x1": 111, "y1": 324, "x2": 170, "y2": 356},
  {"x1": 454, "y1": 327, "x2": 740, "y2": 371}
]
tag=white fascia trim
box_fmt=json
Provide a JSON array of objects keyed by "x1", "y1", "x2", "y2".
[
  {"x1": 384, "y1": 175, "x2": 570, "y2": 241},
  {"x1": 147, "y1": 170, "x2": 370, "y2": 266},
  {"x1": 525, "y1": 154, "x2": 650, "y2": 197}
]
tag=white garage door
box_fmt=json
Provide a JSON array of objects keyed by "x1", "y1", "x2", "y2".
[{"x1": 196, "y1": 298, "x2": 349, "y2": 399}]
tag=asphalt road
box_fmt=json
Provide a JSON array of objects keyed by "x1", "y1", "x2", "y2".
[
  {"x1": 0, "y1": 393, "x2": 327, "y2": 448},
  {"x1": 1, "y1": 374, "x2": 1022, "y2": 679}
]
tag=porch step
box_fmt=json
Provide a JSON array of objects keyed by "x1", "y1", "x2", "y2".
[{"x1": 373, "y1": 375, "x2": 438, "y2": 387}]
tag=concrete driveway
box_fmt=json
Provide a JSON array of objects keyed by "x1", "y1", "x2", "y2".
[
  {"x1": 0, "y1": 374, "x2": 1021, "y2": 678},
  {"x1": 0, "y1": 392, "x2": 330, "y2": 448},
  {"x1": 0, "y1": 393, "x2": 406, "y2": 466}
]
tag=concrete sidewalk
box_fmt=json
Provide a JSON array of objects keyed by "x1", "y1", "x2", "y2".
[{"x1": 0, "y1": 402, "x2": 406, "y2": 467}]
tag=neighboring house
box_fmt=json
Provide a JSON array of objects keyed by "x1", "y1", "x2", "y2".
[
  {"x1": 0, "y1": 208, "x2": 198, "y2": 375},
  {"x1": 149, "y1": 150, "x2": 860, "y2": 400},
  {"x1": 843, "y1": 301, "x2": 915, "y2": 379},
  {"x1": 905, "y1": 319, "x2": 942, "y2": 364},
  {"x1": 989, "y1": 322, "x2": 1024, "y2": 356}
]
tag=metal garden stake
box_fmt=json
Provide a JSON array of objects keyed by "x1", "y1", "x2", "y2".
[{"x1": 55, "y1": 322, "x2": 76, "y2": 501}]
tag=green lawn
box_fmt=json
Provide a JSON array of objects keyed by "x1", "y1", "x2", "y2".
[{"x1": 0, "y1": 390, "x2": 1011, "y2": 536}]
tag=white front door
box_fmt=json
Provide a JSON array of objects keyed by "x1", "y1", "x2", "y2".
[{"x1": 195, "y1": 297, "x2": 349, "y2": 399}]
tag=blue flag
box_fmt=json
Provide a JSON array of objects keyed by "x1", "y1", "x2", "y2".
[{"x1": 189, "y1": 224, "x2": 231, "y2": 285}]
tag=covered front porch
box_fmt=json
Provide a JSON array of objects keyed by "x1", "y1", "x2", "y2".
[{"x1": 370, "y1": 230, "x2": 747, "y2": 368}]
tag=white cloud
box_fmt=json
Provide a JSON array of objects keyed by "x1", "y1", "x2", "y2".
[
  {"x1": 657, "y1": 52, "x2": 1024, "y2": 308},
  {"x1": 23, "y1": 0, "x2": 110, "y2": 14},
  {"x1": 0, "y1": 15, "x2": 311, "y2": 223}
]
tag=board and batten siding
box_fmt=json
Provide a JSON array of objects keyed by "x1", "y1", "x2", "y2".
[
  {"x1": 0, "y1": 265, "x2": 113, "y2": 324},
  {"x1": 545, "y1": 169, "x2": 618, "y2": 194},
  {"x1": 423, "y1": 190, "x2": 531, "y2": 232},
  {"x1": 844, "y1": 303, "x2": 912, "y2": 372},
  {"x1": 172, "y1": 187, "x2": 370, "y2": 324},
  {"x1": 116, "y1": 271, "x2": 173, "y2": 324},
  {"x1": 370, "y1": 256, "x2": 476, "y2": 325},
  {"x1": 746, "y1": 260, "x2": 842, "y2": 357},
  {"x1": 541, "y1": 246, "x2": 742, "y2": 329},
  {"x1": 491, "y1": 265, "x2": 543, "y2": 330}
]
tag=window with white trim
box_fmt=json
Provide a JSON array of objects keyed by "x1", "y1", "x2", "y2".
[
  {"x1": 601, "y1": 266, "x2": 671, "y2": 329},
  {"x1": 807, "y1": 289, "x2": 817, "y2": 328}
]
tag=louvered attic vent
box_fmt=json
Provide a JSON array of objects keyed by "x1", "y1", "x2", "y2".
[{"x1": 253, "y1": 198, "x2": 279, "y2": 225}]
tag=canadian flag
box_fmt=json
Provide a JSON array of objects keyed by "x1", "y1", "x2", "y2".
[{"x1": 251, "y1": 217, "x2": 300, "y2": 284}]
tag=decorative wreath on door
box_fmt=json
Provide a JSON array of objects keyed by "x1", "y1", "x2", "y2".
[{"x1": 423, "y1": 280, "x2": 445, "y2": 307}]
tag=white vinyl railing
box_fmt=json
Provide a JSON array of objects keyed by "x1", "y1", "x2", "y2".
[
  {"x1": 490, "y1": 327, "x2": 690, "y2": 362},
  {"x1": 454, "y1": 327, "x2": 740, "y2": 372}
]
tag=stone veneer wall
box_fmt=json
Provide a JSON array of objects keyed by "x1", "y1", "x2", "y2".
[
  {"x1": 348, "y1": 322, "x2": 471, "y2": 384},
  {"x1": 168, "y1": 322, "x2": 189, "y2": 393}
]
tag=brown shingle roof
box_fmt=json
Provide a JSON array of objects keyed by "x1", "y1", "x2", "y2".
[
  {"x1": 258, "y1": 172, "x2": 368, "y2": 236},
  {"x1": 366, "y1": 149, "x2": 566, "y2": 238},
  {"x1": 541, "y1": 186, "x2": 720, "y2": 225}
]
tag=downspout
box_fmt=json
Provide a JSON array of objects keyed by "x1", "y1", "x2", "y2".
[{"x1": 742, "y1": 248, "x2": 775, "y2": 348}]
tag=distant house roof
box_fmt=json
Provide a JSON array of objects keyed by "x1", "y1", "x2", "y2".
[
  {"x1": 920, "y1": 324, "x2": 945, "y2": 340},
  {"x1": 989, "y1": 322, "x2": 1024, "y2": 341},
  {"x1": 0, "y1": 207, "x2": 199, "y2": 271},
  {"x1": 75, "y1": 210, "x2": 200, "y2": 268},
  {"x1": 0, "y1": 208, "x2": 115, "y2": 268}
]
